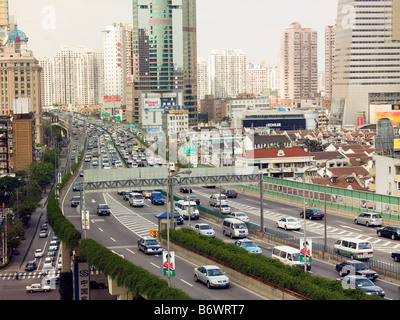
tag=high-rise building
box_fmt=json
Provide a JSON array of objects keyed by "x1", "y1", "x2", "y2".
[
  {"x1": 246, "y1": 64, "x2": 267, "y2": 96},
  {"x1": 325, "y1": 25, "x2": 336, "y2": 100},
  {"x1": 103, "y1": 22, "x2": 127, "y2": 106},
  {"x1": 38, "y1": 56, "x2": 54, "y2": 108},
  {"x1": 53, "y1": 47, "x2": 78, "y2": 106},
  {"x1": 278, "y1": 22, "x2": 318, "y2": 101},
  {"x1": 197, "y1": 57, "x2": 208, "y2": 106},
  {"x1": 208, "y1": 49, "x2": 247, "y2": 99},
  {"x1": 266, "y1": 66, "x2": 278, "y2": 91},
  {"x1": 132, "y1": 0, "x2": 198, "y2": 127},
  {"x1": 53, "y1": 46, "x2": 104, "y2": 107},
  {"x1": 331, "y1": 0, "x2": 400, "y2": 126}
]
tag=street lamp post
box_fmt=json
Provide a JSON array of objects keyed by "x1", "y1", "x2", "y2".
[
  {"x1": 302, "y1": 165, "x2": 319, "y2": 273},
  {"x1": 166, "y1": 169, "x2": 192, "y2": 287}
]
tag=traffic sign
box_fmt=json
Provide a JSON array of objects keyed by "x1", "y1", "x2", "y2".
[{"x1": 183, "y1": 144, "x2": 197, "y2": 155}]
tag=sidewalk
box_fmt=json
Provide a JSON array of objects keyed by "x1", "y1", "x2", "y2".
[{"x1": 4, "y1": 192, "x2": 49, "y2": 273}]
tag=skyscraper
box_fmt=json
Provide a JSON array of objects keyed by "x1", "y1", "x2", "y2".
[
  {"x1": 325, "y1": 25, "x2": 336, "y2": 100},
  {"x1": 278, "y1": 22, "x2": 318, "y2": 101},
  {"x1": 132, "y1": 0, "x2": 198, "y2": 127},
  {"x1": 331, "y1": 0, "x2": 400, "y2": 126}
]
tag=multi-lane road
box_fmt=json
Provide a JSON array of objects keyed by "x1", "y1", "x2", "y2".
[{"x1": 56, "y1": 117, "x2": 399, "y2": 300}]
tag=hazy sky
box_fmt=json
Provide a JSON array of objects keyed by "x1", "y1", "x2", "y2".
[{"x1": 9, "y1": 0, "x2": 338, "y2": 69}]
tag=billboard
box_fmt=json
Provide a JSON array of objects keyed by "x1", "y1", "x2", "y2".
[
  {"x1": 144, "y1": 98, "x2": 161, "y2": 109},
  {"x1": 376, "y1": 111, "x2": 400, "y2": 126},
  {"x1": 104, "y1": 95, "x2": 121, "y2": 103}
]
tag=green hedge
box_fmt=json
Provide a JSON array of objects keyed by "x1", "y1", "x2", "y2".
[
  {"x1": 164, "y1": 228, "x2": 382, "y2": 300},
  {"x1": 46, "y1": 188, "x2": 81, "y2": 250},
  {"x1": 78, "y1": 238, "x2": 194, "y2": 300}
]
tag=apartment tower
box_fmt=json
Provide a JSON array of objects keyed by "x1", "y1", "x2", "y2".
[
  {"x1": 278, "y1": 22, "x2": 318, "y2": 101},
  {"x1": 208, "y1": 49, "x2": 247, "y2": 99},
  {"x1": 325, "y1": 25, "x2": 336, "y2": 100},
  {"x1": 132, "y1": 0, "x2": 198, "y2": 127},
  {"x1": 330, "y1": 0, "x2": 400, "y2": 126}
]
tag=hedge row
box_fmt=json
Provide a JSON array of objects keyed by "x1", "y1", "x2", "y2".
[
  {"x1": 164, "y1": 228, "x2": 382, "y2": 300},
  {"x1": 78, "y1": 238, "x2": 193, "y2": 300}
]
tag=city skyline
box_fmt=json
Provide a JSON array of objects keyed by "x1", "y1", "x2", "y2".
[{"x1": 9, "y1": 0, "x2": 338, "y2": 69}]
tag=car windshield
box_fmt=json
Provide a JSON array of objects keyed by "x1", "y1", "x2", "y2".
[
  {"x1": 355, "y1": 278, "x2": 374, "y2": 287},
  {"x1": 199, "y1": 225, "x2": 211, "y2": 230},
  {"x1": 354, "y1": 263, "x2": 368, "y2": 270},
  {"x1": 133, "y1": 195, "x2": 142, "y2": 199},
  {"x1": 241, "y1": 241, "x2": 255, "y2": 247},
  {"x1": 145, "y1": 240, "x2": 159, "y2": 245},
  {"x1": 287, "y1": 218, "x2": 297, "y2": 222},
  {"x1": 233, "y1": 223, "x2": 246, "y2": 229},
  {"x1": 291, "y1": 253, "x2": 301, "y2": 261},
  {"x1": 99, "y1": 205, "x2": 109, "y2": 209},
  {"x1": 208, "y1": 269, "x2": 224, "y2": 276},
  {"x1": 236, "y1": 213, "x2": 246, "y2": 217},
  {"x1": 372, "y1": 215, "x2": 381, "y2": 219},
  {"x1": 358, "y1": 242, "x2": 372, "y2": 249}
]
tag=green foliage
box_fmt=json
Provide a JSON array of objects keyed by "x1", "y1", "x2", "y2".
[
  {"x1": 46, "y1": 188, "x2": 81, "y2": 250},
  {"x1": 59, "y1": 272, "x2": 73, "y2": 300},
  {"x1": 164, "y1": 228, "x2": 382, "y2": 300}
]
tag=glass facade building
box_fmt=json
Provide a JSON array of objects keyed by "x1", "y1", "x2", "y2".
[{"x1": 132, "y1": 0, "x2": 197, "y2": 126}]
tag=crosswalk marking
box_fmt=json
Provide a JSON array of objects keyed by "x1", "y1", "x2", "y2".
[{"x1": 104, "y1": 193, "x2": 158, "y2": 238}]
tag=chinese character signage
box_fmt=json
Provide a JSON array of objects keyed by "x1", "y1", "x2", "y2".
[{"x1": 74, "y1": 262, "x2": 90, "y2": 300}]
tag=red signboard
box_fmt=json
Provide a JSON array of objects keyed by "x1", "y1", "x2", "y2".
[{"x1": 104, "y1": 95, "x2": 121, "y2": 103}]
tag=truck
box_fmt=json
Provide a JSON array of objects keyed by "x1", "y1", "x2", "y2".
[{"x1": 150, "y1": 191, "x2": 164, "y2": 205}]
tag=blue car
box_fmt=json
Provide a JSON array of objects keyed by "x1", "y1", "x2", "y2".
[
  {"x1": 232, "y1": 239, "x2": 262, "y2": 255},
  {"x1": 137, "y1": 236, "x2": 163, "y2": 255}
]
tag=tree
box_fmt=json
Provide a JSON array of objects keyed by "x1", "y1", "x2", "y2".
[{"x1": 303, "y1": 138, "x2": 324, "y2": 152}]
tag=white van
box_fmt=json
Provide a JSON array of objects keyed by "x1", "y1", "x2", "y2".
[
  {"x1": 271, "y1": 245, "x2": 311, "y2": 271},
  {"x1": 129, "y1": 193, "x2": 144, "y2": 207},
  {"x1": 222, "y1": 218, "x2": 248, "y2": 239},
  {"x1": 177, "y1": 200, "x2": 199, "y2": 220},
  {"x1": 333, "y1": 238, "x2": 373, "y2": 261},
  {"x1": 209, "y1": 194, "x2": 228, "y2": 207}
]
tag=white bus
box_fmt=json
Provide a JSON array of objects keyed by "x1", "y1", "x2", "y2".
[{"x1": 333, "y1": 238, "x2": 373, "y2": 261}]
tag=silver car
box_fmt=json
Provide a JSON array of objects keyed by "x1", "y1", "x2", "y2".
[
  {"x1": 194, "y1": 265, "x2": 230, "y2": 289},
  {"x1": 354, "y1": 212, "x2": 383, "y2": 227},
  {"x1": 194, "y1": 223, "x2": 215, "y2": 237}
]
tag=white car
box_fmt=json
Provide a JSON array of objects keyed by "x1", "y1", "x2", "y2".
[
  {"x1": 230, "y1": 212, "x2": 249, "y2": 222},
  {"x1": 49, "y1": 241, "x2": 58, "y2": 251},
  {"x1": 34, "y1": 249, "x2": 44, "y2": 258},
  {"x1": 43, "y1": 257, "x2": 53, "y2": 268},
  {"x1": 26, "y1": 283, "x2": 52, "y2": 293},
  {"x1": 276, "y1": 217, "x2": 301, "y2": 231}
]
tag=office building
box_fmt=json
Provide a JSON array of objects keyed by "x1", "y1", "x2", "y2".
[
  {"x1": 132, "y1": 0, "x2": 198, "y2": 127},
  {"x1": 278, "y1": 22, "x2": 318, "y2": 101},
  {"x1": 331, "y1": 0, "x2": 400, "y2": 126}
]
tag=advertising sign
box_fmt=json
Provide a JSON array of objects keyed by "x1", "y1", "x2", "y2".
[
  {"x1": 300, "y1": 239, "x2": 312, "y2": 263},
  {"x1": 376, "y1": 111, "x2": 400, "y2": 126},
  {"x1": 144, "y1": 98, "x2": 161, "y2": 109},
  {"x1": 163, "y1": 251, "x2": 175, "y2": 277},
  {"x1": 74, "y1": 262, "x2": 90, "y2": 300},
  {"x1": 81, "y1": 210, "x2": 90, "y2": 230},
  {"x1": 104, "y1": 95, "x2": 121, "y2": 103}
]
